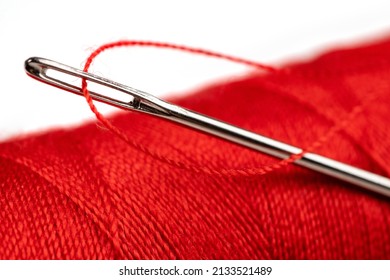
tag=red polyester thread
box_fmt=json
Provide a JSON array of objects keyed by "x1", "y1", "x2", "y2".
[
  {"x1": 1, "y1": 37, "x2": 390, "y2": 260},
  {"x1": 81, "y1": 40, "x2": 366, "y2": 176}
]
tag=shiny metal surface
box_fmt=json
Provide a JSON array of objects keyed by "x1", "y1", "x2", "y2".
[{"x1": 25, "y1": 57, "x2": 390, "y2": 198}]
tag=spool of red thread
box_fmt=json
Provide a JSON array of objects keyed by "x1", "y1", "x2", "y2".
[{"x1": 0, "y1": 37, "x2": 390, "y2": 259}]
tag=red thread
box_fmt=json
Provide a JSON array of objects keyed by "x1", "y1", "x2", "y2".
[
  {"x1": 81, "y1": 40, "x2": 365, "y2": 176},
  {"x1": 2, "y1": 37, "x2": 390, "y2": 259}
]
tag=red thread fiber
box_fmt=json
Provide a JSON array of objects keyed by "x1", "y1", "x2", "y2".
[
  {"x1": 81, "y1": 41, "x2": 361, "y2": 176},
  {"x1": 1, "y1": 37, "x2": 390, "y2": 259}
]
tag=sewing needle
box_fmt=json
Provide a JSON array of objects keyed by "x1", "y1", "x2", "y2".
[{"x1": 24, "y1": 57, "x2": 390, "y2": 198}]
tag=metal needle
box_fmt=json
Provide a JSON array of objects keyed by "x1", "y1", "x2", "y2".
[{"x1": 25, "y1": 57, "x2": 390, "y2": 198}]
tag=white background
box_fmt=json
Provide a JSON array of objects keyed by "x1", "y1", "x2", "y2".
[
  {"x1": 0, "y1": 260, "x2": 389, "y2": 280},
  {"x1": 0, "y1": 0, "x2": 389, "y2": 142}
]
